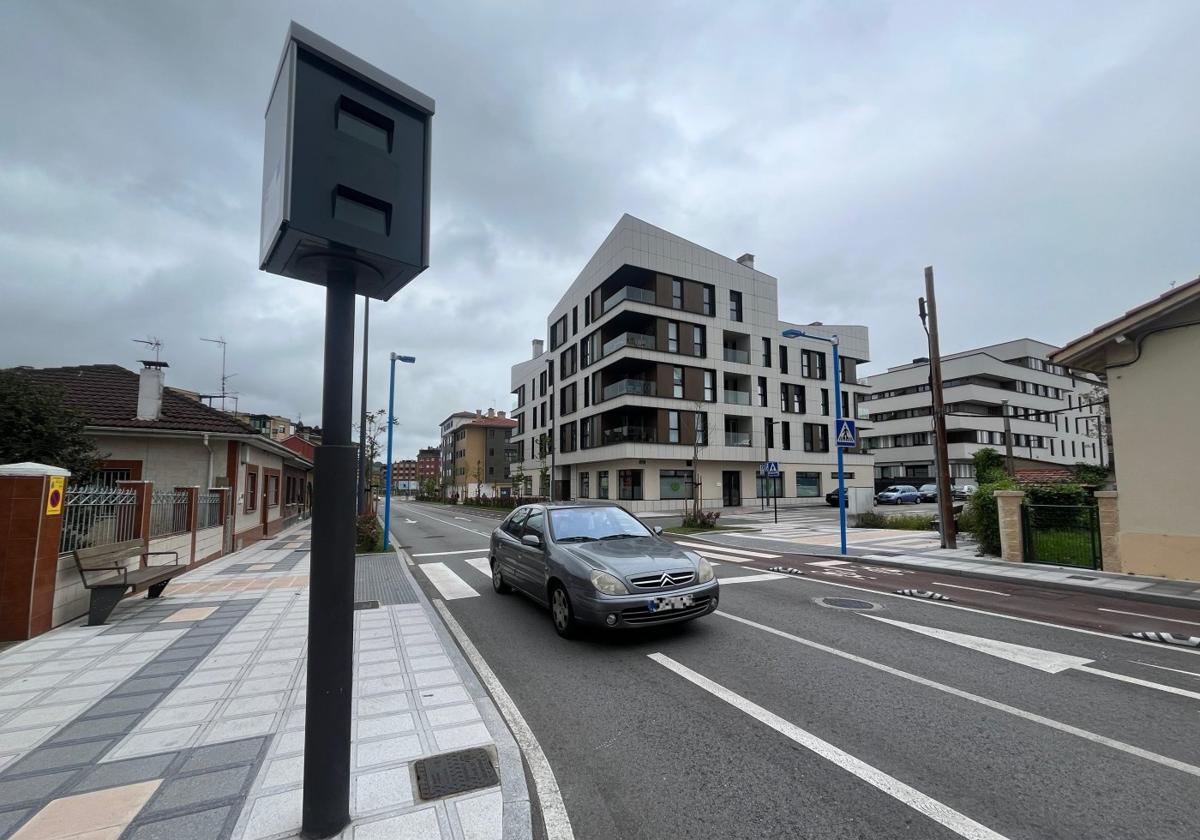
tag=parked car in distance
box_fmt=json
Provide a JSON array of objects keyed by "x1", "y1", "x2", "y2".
[
  {"x1": 918, "y1": 484, "x2": 938, "y2": 503},
  {"x1": 876, "y1": 485, "x2": 921, "y2": 504},
  {"x1": 952, "y1": 484, "x2": 978, "y2": 501},
  {"x1": 489, "y1": 503, "x2": 719, "y2": 637},
  {"x1": 825, "y1": 488, "x2": 846, "y2": 506}
]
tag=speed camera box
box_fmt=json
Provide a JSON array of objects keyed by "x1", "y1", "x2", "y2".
[{"x1": 259, "y1": 22, "x2": 434, "y2": 301}]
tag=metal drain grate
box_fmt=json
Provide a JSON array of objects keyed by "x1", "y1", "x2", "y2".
[
  {"x1": 817, "y1": 597, "x2": 877, "y2": 610},
  {"x1": 414, "y1": 748, "x2": 498, "y2": 800},
  {"x1": 353, "y1": 600, "x2": 380, "y2": 610}
]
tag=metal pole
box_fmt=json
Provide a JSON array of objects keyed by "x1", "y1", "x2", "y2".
[
  {"x1": 357, "y1": 298, "x2": 370, "y2": 514},
  {"x1": 924, "y1": 266, "x2": 957, "y2": 549},
  {"x1": 384, "y1": 354, "x2": 396, "y2": 550},
  {"x1": 303, "y1": 270, "x2": 357, "y2": 838},
  {"x1": 1002, "y1": 399, "x2": 1015, "y2": 477},
  {"x1": 833, "y1": 337, "x2": 847, "y2": 555}
]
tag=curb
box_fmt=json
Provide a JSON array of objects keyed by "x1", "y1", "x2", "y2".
[{"x1": 392, "y1": 543, "x2": 534, "y2": 840}]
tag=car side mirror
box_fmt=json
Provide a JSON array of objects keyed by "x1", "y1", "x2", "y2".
[
  {"x1": 521, "y1": 533, "x2": 542, "y2": 548},
  {"x1": 653, "y1": 526, "x2": 664, "y2": 536}
]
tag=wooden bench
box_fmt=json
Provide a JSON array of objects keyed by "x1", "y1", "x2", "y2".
[{"x1": 72, "y1": 539, "x2": 186, "y2": 626}]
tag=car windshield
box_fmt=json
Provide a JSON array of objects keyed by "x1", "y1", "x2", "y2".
[
  {"x1": 884, "y1": 486, "x2": 904, "y2": 493},
  {"x1": 549, "y1": 506, "x2": 650, "y2": 542},
  {"x1": 920, "y1": 485, "x2": 936, "y2": 492}
]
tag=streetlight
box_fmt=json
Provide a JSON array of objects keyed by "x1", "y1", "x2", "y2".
[
  {"x1": 782, "y1": 328, "x2": 848, "y2": 555},
  {"x1": 383, "y1": 353, "x2": 416, "y2": 550}
]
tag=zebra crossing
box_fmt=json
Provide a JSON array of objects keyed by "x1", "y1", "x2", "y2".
[{"x1": 408, "y1": 541, "x2": 787, "y2": 602}]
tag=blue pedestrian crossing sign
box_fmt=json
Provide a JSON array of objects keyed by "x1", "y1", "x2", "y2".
[
  {"x1": 761, "y1": 461, "x2": 780, "y2": 477},
  {"x1": 836, "y1": 419, "x2": 857, "y2": 448}
]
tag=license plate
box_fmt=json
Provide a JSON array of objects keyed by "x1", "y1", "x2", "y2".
[{"x1": 648, "y1": 594, "x2": 695, "y2": 612}]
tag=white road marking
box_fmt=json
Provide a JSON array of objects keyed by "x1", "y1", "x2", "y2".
[
  {"x1": 716, "y1": 611, "x2": 1200, "y2": 778},
  {"x1": 1073, "y1": 665, "x2": 1200, "y2": 701},
  {"x1": 808, "y1": 559, "x2": 851, "y2": 567},
  {"x1": 649, "y1": 653, "x2": 1010, "y2": 840},
  {"x1": 413, "y1": 548, "x2": 491, "y2": 557},
  {"x1": 404, "y1": 518, "x2": 418, "y2": 524},
  {"x1": 1097, "y1": 607, "x2": 1200, "y2": 628},
  {"x1": 420, "y1": 563, "x2": 480, "y2": 600},
  {"x1": 465, "y1": 557, "x2": 492, "y2": 578},
  {"x1": 455, "y1": 516, "x2": 472, "y2": 521},
  {"x1": 1133, "y1": 661, "x2": 1200, "y2": 679},
  {"x1": 435, "y1": 601, "x2": 574, "y2": 840},
  {"x1": 396, "y1": 504, "x2": 494, "y2": 537},
  {"x1": 671, "y1": 540, "x2": 780, "y2": 559},
  {"x1": 868, "y1": 615, "x2": 1093, "y2": 673},
  {"x1": 716, "y1": 573, "x2": 787, "y2": 585},
  {"x1": 934, "y1": 581, "x2": 1011, "y2": 597},
  {"x1": 693, "y1": 550, "x2": 755, "y2": 564}
]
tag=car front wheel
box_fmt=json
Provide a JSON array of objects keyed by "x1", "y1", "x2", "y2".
[
  {"x1": 550, "y1": 584, "x2": 576, "y2": 638},
  {"x1": 491, "y1": 559, "x2": 511, "y2": 594}
]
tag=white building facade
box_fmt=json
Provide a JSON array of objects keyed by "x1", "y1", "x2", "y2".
[
  {"x1": 862, "y1": 339, "x2": 1106, "y2": 486},
  {"x1": 508, "y1": 215, "x2": 874, "y2": 512}
]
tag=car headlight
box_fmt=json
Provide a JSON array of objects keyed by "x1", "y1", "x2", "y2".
[
  {"x1": 589, "y1": 570, "x2": 628, "y2": 595},
  {"x1": 696, "y1": 557, "x2": 714, "y2": 583}
]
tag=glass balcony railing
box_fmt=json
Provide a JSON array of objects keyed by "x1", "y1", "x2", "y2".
[
  {"x1": 602, "y1": 332, "x2": 656, "y2": 357},
  {"x1": 601, "y1": 426, "x2": 656, "y2": 445},
  {"x1": 724, "y1": 431, "x2": 753, "y2": 447},
  {"x1": 602, "y1": 379, "x2": 656, "y2": 401},
  {"x1": 723, "y1": 390, "x2": 751, "y2": 405},
  {"x1": 602, "y1": 286, "x2": 656, "y2": 314},
  {"x1": 723, "y1": 348, "x2": 750, "y2": 364}
]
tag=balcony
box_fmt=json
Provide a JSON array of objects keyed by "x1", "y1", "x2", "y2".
[
  {"x1": 723, "y1": 348, "x2": 750, "y2": 364},
  {"x1": 602, "y1": 286, "x2": 655, "y2": 314},
  {"x1": 724, "y1": 431, "x2": 753, "y2": 447},
  {"x1": 602, "y1": 425, "x2": 656, "y2": 445},
  {"x1": 602, "y1": 379, "x2": 656, "y2": 401},
  {"x1": 602, "y1": 331, "x2": 656, "y2": 357},
  {"x1": 723, "y1": 390, "x2": 751, "y2": 406}
]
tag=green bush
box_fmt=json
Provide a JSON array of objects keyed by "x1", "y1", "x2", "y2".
[
  {"x1": 854, "y1": 511, "x2": 935, "y2": 531},
  {"x1": 961, "y1": 478, "x2": 1017, "y2": 555},
  {"x1": 355, "y1": 514, "x2": 382, "y2": 553},
  {"x1": 682, "y1": 509, "x2": 721, "y2": 529},
  {"x1": 973, "y1": 447, "x2": 1006, "y2": 484},
  {"x1": 1072, "y1": 462, "x2": 1110, "y2": 487}
]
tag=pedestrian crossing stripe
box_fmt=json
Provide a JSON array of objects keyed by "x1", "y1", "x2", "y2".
[
  {"x1": 421, "y1": 562, "x2": 480, "y2": 599},
  {"x1": 671, "y1": 540, "x2": 781, "y2": 559}
]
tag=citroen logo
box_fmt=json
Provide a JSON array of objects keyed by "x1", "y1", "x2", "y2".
[{"x1": 658, "y1": 573, "x2": 677, "y2": 587}]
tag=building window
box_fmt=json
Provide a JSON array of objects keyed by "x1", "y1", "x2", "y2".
[
  {"x1": 580, "y1": 472, "x2": 590, "y2": 498},
  {"x1": 794, "y1": 385, "x2": 805, "y2": 414},
  {"x1": 841, "y1": 390, "x2": 850, "y2": 418},
  {"x1": 695, "y1": 412, "x2": 707, "y2": 445},
  {"x1": 802, "y1": 349, "x2": 827, "y2": 380},
  {"x1": 660, "y1": 469, "x2": 692, "y2": 500},
  {"x1": 828, "y1": 472, "x2": 856, "y2": 480},
  {"x1": 572, "y1": 306, "x2": 578, "y2": 335},
  {"x1": 668, "y1": 410, "x2": 680, "y2": 442},
  {"x1": 779, "y1": 346, "x2": 788, "y2": 374},
  {"x1": 762, "y1": 337, "x2": 771, "y2": 367},
  {"x1": 673, "y1": 367, "x2": 684, "y2": 398},
  {"x1": 693, "y1": 325, "x2": 705, "y2": 356},
  {"x1": 795, "y1": 471, "x2": 820, "y2": 497},
  {"x1": 618, "y1": 469, "x2": 643, "y2": 501},
  {"x1": 758, "y1": 376, "x2": 767, "y2": 407},
  {"x1": 581, "y1": 418, "x2": 593, "y2": 449},
  {"x1": 266, "y1": 474, "x2": 279, "y2": 507},
  {"x1": 702, "y1": 285, "x2": 713, "y2": 315},
  {"x1": 704, "y1": 370, "x2": 715, "y2": 401},
  {"x1": 803, "y1": 423, "x2": 829, "y2": 452},
  {"x1": 782, "y1": 421, "x2": 791, "y2": 450},
  {"x1": 245, "y1": 469, "x2": 258, "y2": 512},
  {"x1": 584, "y1": 296, "x2": 591, "y2": 325},
  {"x1": 765, "y1": 417, "x2": 775, "y2": 449},
  {"x1": 598, "y1": 470, "x2": 609, "y2": 499},
  {"x1": 729, "y1": 290, "x2": 742, "y2": 322},
  {"x1": 668, "y1": 322, "x2": 678, "y2": 353},
  {"x1": 672, "y1": 278, "x2": 682, "y2": 309},
  {"x1": 821, "y1": 388, "x2": 830, "y2": 416},
  {"x1": 756, "y1": 472, "x2": 783, "y2": 499}
]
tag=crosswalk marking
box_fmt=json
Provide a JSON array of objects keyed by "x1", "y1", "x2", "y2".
[
  {"x1": 421, "y1": 562, "x2": 480, "y2": 599},
  {"x1": 413, "y1": 548, "x2": 492, "y2": 557},
  {"x1": 465, "y1": 558, "x2": 492, "y2": 578},
  {"x1": 717, "y1": 572, "x2": 787, "y2": 585},
  {"x1": 808, "y1": 559, "x2": 851, "y2": 567},
  {"x1": 693, "y1": 549, "x2": 756, "y2": 564},
  {"x1": 672, "y1": 540, "x2": 781, "y2": 559}
]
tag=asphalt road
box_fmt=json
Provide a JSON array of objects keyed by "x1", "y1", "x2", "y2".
[{"x1": 389, "y1": 501, "x2": 1200, "y2": 840}]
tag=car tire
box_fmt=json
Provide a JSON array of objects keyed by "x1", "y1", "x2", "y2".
[
  {"x1": 491, "y1": 559, "x2": 511, "y2": 594},
  {"x1": 549, "y1": 584, "x2": 577, "y2": 638}
]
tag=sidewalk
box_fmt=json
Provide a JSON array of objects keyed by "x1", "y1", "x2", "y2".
[
  {"x1": 853, "y1": 547, "x2": 1200, "y2": 609},
  {"x1": 0, "y1": 522, "x2": 529, "y2": 840}
]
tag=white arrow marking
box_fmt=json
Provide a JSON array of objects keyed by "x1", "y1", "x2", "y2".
[
  {"x1": 870, "y1": 615, "x2": 1200, "y2": 700},
  {"x1": 404, "y1": 518, "x2": 418, "y2": 524},
  {"x1": 867, "y1": 615, "x2": 1091, "y2": 673}
]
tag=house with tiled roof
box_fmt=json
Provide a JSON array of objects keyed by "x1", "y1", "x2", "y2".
[
  {"x1": 6, "y1": 362, "x2": 313, "y2": 550},
  {"x1": 439, "y1": 408, "x2": 518, "y2": 499}
]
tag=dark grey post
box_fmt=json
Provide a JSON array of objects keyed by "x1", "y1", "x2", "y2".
[
  {"x1": 303, "y1": 270, "x2": 357, "y2": 837},
  {"x1": 357, "y1": 298, "x2": 370, "y2": 514}
]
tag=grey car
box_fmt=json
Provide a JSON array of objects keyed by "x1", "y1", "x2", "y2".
[{"x1": 489, "y1": 503, "x2": 720, "y2": 637}]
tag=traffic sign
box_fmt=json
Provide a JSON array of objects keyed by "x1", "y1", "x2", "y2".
[
  {"x1": 761, "y1": 461, "x2": 780, "y2": 477},
  {"x1": 45, "y1": 476, "x2": 64, "y2": 515},
  {"x1": 836, "y1": 419, "x2": 857, "y2": 448}
]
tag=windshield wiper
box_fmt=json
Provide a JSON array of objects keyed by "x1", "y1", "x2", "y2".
[
  {"x1": 556, "y1": 536, "x2": 596, "y2": 543},
  {"x1": 598, "y1": 533, "x2": 640, "y2": 541}
]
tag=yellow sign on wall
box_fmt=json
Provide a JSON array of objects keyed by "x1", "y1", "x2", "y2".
[{"x1": 46, "y1": 476, "x2": 65, "y2": 516}]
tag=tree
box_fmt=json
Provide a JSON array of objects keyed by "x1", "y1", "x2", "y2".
[
  {"x1": 0, "y1": 371, "x2": 104, "y2": 481},
  {"x1": 473, "y1": 459, "x2": 484, "y2": 502},
  {"x1": 972, "y1": 447, "x2": 1006, "y2": 484},
  {"x1": 510, "y1": 459, "x2": 527, "y2": 501},
  {"x1": 536, "y1": 434, "x2": 550, "y2": 498}
]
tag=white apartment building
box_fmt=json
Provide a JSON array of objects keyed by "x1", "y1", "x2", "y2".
[
  {"x1": 507, "y1": 214, "x2": 874, "y2": 512},
  {"x1": 862, "y1": 339, "x2": 1106, "y2": 486}
]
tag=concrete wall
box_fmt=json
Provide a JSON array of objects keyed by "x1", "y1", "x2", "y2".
[
  {"x1": 1106, "y1": 312, "x2": 1200, "y2": 579},
  {"x1": 195, "y1": 525, "x2": 223, "y2": 561},
  {"x1": 91, "y1": 435, "x2": 230, "y2": 491}
]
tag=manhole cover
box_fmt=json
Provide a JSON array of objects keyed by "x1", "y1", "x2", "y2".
[
  {"x1": 414, "y1": 747, "x2": 498, "y2": 800},
  {"x1": 817, "y1": 597, "x2": 877, "y2": 610},
  {"x1": 353, "y1": 600, "x2": 380, "y2": 610}
]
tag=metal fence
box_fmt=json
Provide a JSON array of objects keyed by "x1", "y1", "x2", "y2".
[
  {"x1": 149, "y1": 489, "x2": 190, "y2": 537},
  {"x1": 59, "y1": 485, "x2": 138, "y2": 554},
  {"x1": 197, "y1": 492, "x2": 223, "y2": 530},
  {"x1": 1021, "y1": 503, "x2": 1100, "y2": 569}
]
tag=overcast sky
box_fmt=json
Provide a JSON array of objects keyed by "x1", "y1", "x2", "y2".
[{"x1": 2, "y1": 1, "x2": 1197, "y2": 458}]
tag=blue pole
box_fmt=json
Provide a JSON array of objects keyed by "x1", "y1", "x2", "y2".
[
  {"x1": 832, "y1": 337, "x2": 847, "y2": 555},
  {"x1": 383, "y1": 354, "x2": 396, "y2": 550}
]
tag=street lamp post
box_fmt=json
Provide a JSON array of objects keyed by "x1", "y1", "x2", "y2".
[
  {"x1": 782, "y1": 329, "x2": 847, "y2": 555},
  {"x1": 384, "y1": 354, "x2": 416, "y2": 551}
]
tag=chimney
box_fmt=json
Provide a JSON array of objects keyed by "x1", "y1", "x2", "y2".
[
  {"x1": 497, "y1": 410, "x2": 506, "y2": 419},
  {"x1": 736, "y1": 253, "x2": 755, "y2": 269},
  {"x1": 532, "y1": 338, "x2": 544, "y2": 359},
  {"x1": 476, "y1": 409, "x2": 482, "y2": 417},
  {"x1": 487, "y1": 408, "x2": 495, "y2": 418},
  {"x1": 136, "y1": 360, "x2": 168, "y2": 421}
]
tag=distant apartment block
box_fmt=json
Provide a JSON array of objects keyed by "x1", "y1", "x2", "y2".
[
  {"x1": 862, "y1": 339, "x2": 1105, "y2": 485},
  {"x1": 439, "y1": 409, "x2": 517, "y2": 498},
  {"x1": 416, "y1": 447, "x2": 440, "y2": 483},
  {"x1": 507, "y1": 214, "x2": 873, "y2": 511}
]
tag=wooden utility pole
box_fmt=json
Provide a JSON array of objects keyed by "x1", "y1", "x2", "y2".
[
  {"x1": 923, "y1": 267, "x2": 957, "y2": 549},
  {"x1": 1001, "y1": 399, "x2": 1015, "y2": 477}
]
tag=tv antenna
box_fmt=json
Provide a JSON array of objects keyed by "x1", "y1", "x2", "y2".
[
  {"x1": 131, "y1": 337, "x2": 163, "y2": 362},
  {"x1": 200, "y1": 337, "x2": 235, "y2": 411}
]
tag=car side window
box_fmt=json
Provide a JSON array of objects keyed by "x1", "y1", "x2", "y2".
[
  {"x1": 503, "y1": 509, "x2": 529, "y2": 536},
  {"x1": 523, "y1": 510, "x2": 545, "y2": 540}
]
